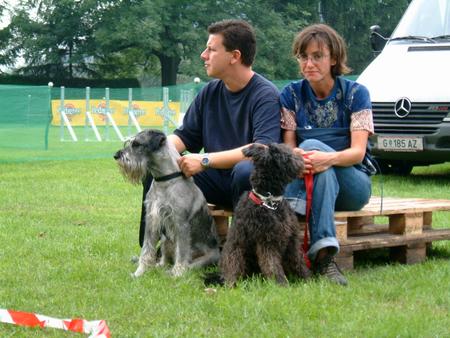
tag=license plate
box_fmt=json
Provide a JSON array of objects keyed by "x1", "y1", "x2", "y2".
[{"x1": 378, "y1": 136, "x2": 423, "y2": 152}]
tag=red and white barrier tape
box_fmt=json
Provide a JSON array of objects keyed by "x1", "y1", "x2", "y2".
[{"x1": 0, "y1": 308, "x2": 110, "y2": 337}]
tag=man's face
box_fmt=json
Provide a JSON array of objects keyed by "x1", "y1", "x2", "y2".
[{"x1": 200, "y1": 34, "x2": 234, "y2": 78}]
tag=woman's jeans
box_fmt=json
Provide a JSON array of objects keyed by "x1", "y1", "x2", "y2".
[{"x1": 284, "y1": 139, "x2": 372, "y2": 262}]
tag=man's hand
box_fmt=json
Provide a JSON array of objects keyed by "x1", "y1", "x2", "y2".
[{"x1": 178, "y1": 154, "x2": 204, "y2": 177}]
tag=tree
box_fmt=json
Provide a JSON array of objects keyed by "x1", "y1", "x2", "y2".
[
  {"x1": 0, "y1": 0, "x2": 106, "y2": 81},
  {"x1": 94, "y1": 0, "x2": 229, "y2": 86},
  {"x1": 319, "y1": 0, "x2": 410, "y2": 74},
  {"x1": 230, "y1": 0, "x2": 314, "y2": 80},
  {"x1": 93, "y1": 0, "x2": 312, "y2": 85},
  {"x1": 0, "y1": 0, "x2": 411, "y2": 85},
  {"x1": 0, "y1": 0, "x2": 315, "y2": 85}
]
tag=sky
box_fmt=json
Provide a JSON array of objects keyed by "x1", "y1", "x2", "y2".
[
  {"x1": 1, "y1": 0, "x2": 18, "y2": 28},
  {"x1": 1, "y1": 0, "x2": 24, "y2": 71}
]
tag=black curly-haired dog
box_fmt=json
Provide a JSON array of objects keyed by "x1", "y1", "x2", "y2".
[{"x1": 218, "y1": 143, "x2": 312, "y2": 286}]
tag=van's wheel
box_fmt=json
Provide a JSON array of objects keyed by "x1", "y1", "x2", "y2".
[{"x1": 376, "y1": 159, "x2": 413, "y2": 175}]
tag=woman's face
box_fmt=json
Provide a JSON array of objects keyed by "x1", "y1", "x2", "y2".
[{"x1": 297, "y1": 40, "x2": 336, "y2": 85}]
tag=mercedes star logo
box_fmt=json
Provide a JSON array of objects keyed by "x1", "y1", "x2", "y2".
[{"x1": 394, "y1": 97, "x2": 412, "y2": 118}]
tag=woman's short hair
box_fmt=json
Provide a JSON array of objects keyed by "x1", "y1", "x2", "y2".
[
  {"x1": 292, "y1": 24, "x2": 351, "y2": 77},
  {"x1": 208, "y1": 19, "x2": 256, "y2": 67}
]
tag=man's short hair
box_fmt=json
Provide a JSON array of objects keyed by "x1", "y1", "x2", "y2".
[{"x1": 208, "y1": 19, "x2": 256, "y2": 67}]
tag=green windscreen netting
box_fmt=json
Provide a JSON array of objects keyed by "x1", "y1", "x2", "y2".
[
  {"x1": 0, "y1": 83, "x2": 203, "y2": 162},
  {"x1": 0, "y1": 85, "x2": 52, "y2": 151},
  {"x1": 1, "y1": 79, "x2": 352, "y2": 163}
]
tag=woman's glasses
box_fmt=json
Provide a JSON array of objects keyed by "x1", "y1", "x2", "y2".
[{"x1": 296, "y1": 53, "x2": 330, "y2": 64}]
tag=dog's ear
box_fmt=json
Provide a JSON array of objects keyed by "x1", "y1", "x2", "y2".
[
  {"x1": 242, "y1": 143, "x2": 266, "y2": 159},
  {"x1": 269, "y1": 143, "x2": 304, "y2": 179},
  {"x1": 145, "y1": 130, "x2": 167, "y2": 152}
]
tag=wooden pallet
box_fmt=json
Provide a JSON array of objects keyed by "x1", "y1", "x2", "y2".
[
  {"x1": 209, "y1": 197, "x2": 450, "y2": 270},
  {"x1": 208, "y1": 205, "x2": 233, "y2": 244}
]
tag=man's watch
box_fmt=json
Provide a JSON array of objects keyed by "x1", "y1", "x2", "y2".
[{"x1": 201, "y1": 153, "x2": 210, "y2": 169}]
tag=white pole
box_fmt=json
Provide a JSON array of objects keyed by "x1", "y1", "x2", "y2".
[
  {"x1": 60, "y1": 86, "x2": 65, "y2": 141},
  {"x1": 129, "y1": 111, "x2": 142, "y2": 132},
  {"x1": 60, "y1": 111, "x2": 78, "y2": 141},
  {"x1": 106, "y1": 112, "x2": 124, "y2": 141},
  {"x1": 86, "y1": 111, "x2": 102, "y2": 141},
  {"x1": 127, "y1": 88, "x2": 142, "y2": 134}
]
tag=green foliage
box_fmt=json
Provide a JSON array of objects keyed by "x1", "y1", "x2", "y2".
[
  {"x1": 0, "y1": 156, "x2": 449, "y2": 336},
  {"x1": 0, "y1": 0, "x2": 411, "y2": 84},
  {"x1": 239, "y1": 1, "x2": 312, "y2": 80},
  {"x1": 3, "y1": 0, "x2": 102, "y2": 80},
  {"x1": 320, "y1": 0, "x2": 410, "y2": 73}
]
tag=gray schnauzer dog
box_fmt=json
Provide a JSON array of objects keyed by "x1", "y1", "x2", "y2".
[
  {"x1": 114, "y1": 129, "x2": 220, "y2": 277},
  {"x1": 219, "y1": 143, "x2": 312, "y2": 286}
]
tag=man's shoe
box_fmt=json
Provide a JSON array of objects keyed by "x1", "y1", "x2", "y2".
[{"x1": 314, "y1": 254, "x2": 348, "y2": 286}]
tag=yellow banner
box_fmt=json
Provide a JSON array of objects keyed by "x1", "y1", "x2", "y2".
[{"x1": 51, "y1": 99, "x2": 181, "y2": 127}]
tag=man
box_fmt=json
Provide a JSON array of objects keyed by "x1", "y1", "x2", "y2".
[{"x1": 139, "y1": 19, "x2": 281, "y2": 247}]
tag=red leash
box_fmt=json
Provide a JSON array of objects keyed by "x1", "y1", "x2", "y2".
[
  {"x1": 303, "y1": 173, "x2": 313, "y2": 252},
  {"x1": 302, "y1": 154, "x2": 314, "y2": 268}
]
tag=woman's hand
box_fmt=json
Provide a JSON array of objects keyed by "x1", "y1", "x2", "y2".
[
  {"x1": 306, "y1": 150, "x2": 334, "y2": 173},
  {"x1": 293, "y1": 147, "x2": 312, "y2": 177},
  {"x1": 301, "y1": 150, "x2": 338, "y2": 175}
]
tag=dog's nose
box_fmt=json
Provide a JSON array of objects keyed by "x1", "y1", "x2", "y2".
[{"x1": 113, "y1": 150, "x2": 122, "y2": 160}]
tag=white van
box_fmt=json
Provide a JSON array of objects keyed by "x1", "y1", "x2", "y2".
[{"x1": 357, "y1": 0, "x2": 450, "y2": 174}]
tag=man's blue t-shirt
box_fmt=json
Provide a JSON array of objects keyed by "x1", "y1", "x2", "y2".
[{"x1": 174, "y1": 73, "x2": 281, "y2": 153}]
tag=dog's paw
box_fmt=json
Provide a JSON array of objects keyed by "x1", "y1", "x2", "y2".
[
  {"x1": 156, "y1": 258, "x2": 167, "y2": 268},
  {"x1": 170, "y1": 263, "x2": 188, "y2": 277},
  {"x1": 132, "y1": 264, "x2": 147, "y2": 278}
]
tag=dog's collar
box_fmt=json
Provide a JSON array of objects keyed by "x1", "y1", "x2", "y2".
[
  {"x1": 153, "y1": 171, "x2": 184, "y2": 182},
  {"x1": 248, "y1": 189, "x2": 283, "y2": 210}
]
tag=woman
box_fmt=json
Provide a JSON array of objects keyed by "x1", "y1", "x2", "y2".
[{"x1": 281, "y1": 24, "x2": 374, "y2": 285}]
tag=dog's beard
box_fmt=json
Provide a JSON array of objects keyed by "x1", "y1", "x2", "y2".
[{"x1": 116, "y1": 154, "x2": 148, "y2": 185}]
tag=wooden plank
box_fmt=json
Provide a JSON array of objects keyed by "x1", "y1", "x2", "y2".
[
  {"x1": 335, "y1": 251, "x2": 354, "y2": 270},
  {"x1": 348, "y1": 223, "x2": 387, "y2": 236},
  {"x1": 335, "y1": 221, "x2": 347, "y2": 241},
  {"x1": 209, "y1": 203, "x2": 233, "y2": 217},
  {"x1": 210, "y1": 209, "x2": 234, "y2": 217},
  {"x1": 339, "y1": 228, "x2": 450, "y2": 252},
  {"x1": 208, "y1": 198, "x2": 450, "y2": 248},
  {"x1": 209, "y1": 197, "x2": 450, "y2": 269},
  {"x1": 213, "y1": 216, "x2": 229, "y2": 236},
  {"x1": 423, "y1": 212, "x2": 432, "y2": 229},
  {"x1": 389, "y1": 212, "x2": 423, "y2": 235},
  {"x1": 209, "y1": 197, "x2": 450, "y2": 218},
  {"x1": 423, "y1": 211, "x2": 433, "y2": 251},
  {"x1": 348, "y1": 216, "x2": 374, "y2": 230},
  {"x1": 390, "y1": 243, "x2": 427, "y2": 265},
  {"x1": 335, "y1": 197, "x2": 450, "y2": 217}
]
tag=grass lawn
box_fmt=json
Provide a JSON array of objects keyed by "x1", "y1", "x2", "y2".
[{"x1": 0, "y1": 146, "x2": 449, "y2": 337}]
